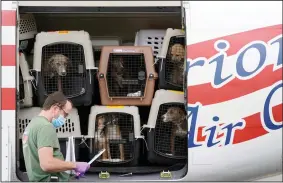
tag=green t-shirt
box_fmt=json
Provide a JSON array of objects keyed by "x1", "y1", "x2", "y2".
[{"x1": 22, "y1": 116, "x2": 70, "y2": 182}]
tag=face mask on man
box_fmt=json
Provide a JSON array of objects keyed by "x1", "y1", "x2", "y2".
[{"x1": 52, "y1": 115, "x2": 66, "y2": 128}]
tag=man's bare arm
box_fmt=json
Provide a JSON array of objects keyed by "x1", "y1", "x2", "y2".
[{"x1": 38, "y1": 147, "x2": 76, "y2": 173}]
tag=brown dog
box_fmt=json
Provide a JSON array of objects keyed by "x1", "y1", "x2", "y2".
[
  {"x1": 161, "y1": 106, "x2": 187, "y2": 155},
  {"x1": 172, "y1": 61, "x2": 184, "y2": 85},
  {"x1": 105, "y1": 114, "x2": 125, "y2": 161},
  {"x1": 110, "y1": 57, "x2": 124, "y2": 96},
  {"x1": 94, "y1": 114, "x2": 125, "y2": 161},
  {"x1": 44, "y1": 54, "x2": 69, "y2": 91},
  {"x1": 170, "y1": 44, "x2": 185, "y2": 63},
  {"x1": 168, "y1": 44, "x2": 185, "y2": 85}
]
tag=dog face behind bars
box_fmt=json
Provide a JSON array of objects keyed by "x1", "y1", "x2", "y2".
[
  {"x1": 105, "y1": 113, "x2": 119, "y2": 126},
  {"x1": 169, "y1": 43, "x2": 185, "y2": 63},
  {"x1": 112, "y1": 57, "x2": 124, "y2": 74},
  {"x1": 46, "y1": 54, "x2": 69, "y2": 76},
  {"x1": 162, "y1": 107, "x2": 186, "y2": 124},
  {"x1": 162, "y1": 106, "x2": 187, "y2": 140}
]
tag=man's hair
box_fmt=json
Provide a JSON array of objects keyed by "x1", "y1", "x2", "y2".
[{"x1": 42, "y1": 91, "x2": 72, "y2": 110}]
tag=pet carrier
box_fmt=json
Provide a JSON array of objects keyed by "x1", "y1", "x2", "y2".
[
  {"x1": 144, "y1": 89, "x2": 187, "y2": 165},
  {"x1": 157, "y1": 28, "x2": 185, "y2": 91},
  {"x1": 19, "y1": 14, "x2": 37, "y2": 54},
  {"x1": 17, "y1": 107, "x2": 82, "y2": 171},
  {"x1": 134, "y1": 29, "x2": 166, "y2": 63},
  {"x1": 91, "y1": 37, "x2": 121, "y2": 67},
  {"x1": 33, "y1": 30, "x2": 96, "y2": 106},
  {"x1": 18, "y1": 52, "x2": 34, "y2": 108},
  {"x1": 87, "y1": 105, "x2": 143, "y2": 167},
  {"x1": 98, "y1": 46, "x2": 158, "y2": 106}
]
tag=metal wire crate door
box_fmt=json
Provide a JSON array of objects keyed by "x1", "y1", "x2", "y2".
[
  {"x1": 164, "y1": 36, "x2": 185, "y2": 87},
  {"x1": 106, "y1": 53, "x2": 147, "y2": 98},
  {"x1": 93, "y1": 113, "x2": 135, "y2": 163},
  {"x1": 154, "y1": 103, "x2": 187, "y2": 158},
  {"x1": 41, "y1": 43, "x2": 87, "y2": 98}
]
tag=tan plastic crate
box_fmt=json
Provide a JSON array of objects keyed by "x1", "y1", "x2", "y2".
[{"x1": 98, "y1": 46, "x2": 158, "y2": 106}]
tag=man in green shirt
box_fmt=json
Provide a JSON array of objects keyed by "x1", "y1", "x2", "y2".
[{"x1": 22, "y1": 91, "x2": 90, "y2": 182}]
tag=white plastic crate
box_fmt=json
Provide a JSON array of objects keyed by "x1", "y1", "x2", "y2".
[
  {"x1": 157, "y1": 28, "x2": 185, "y2": 59},
  {"x1": 18, "y1": 107, "x2": 82, "y2": 139},
  {"x1": 19, "y1": 14, "x2": 37, "y2": 41},
  {"x1": 87, "y1": 105, "x2": 143, "y2": 164},
  {"x1": 134, "y1": 29, "x2": 166, "y2": 61},
  {"x1": 88, "y1": 105, "x2": 142, "y2": 138},
  {"x1": 33, "y1": 30, "x2": 96, "y2": 72},
  {"x1": 33, "y1": 31, "x2": 96, "y2": 106},
  {"x1": 19, "y1": 52, "x2": 34, "y2": 108},
  {"x1": 144, "y1": 89, "x2": 187, "y2": 164}
]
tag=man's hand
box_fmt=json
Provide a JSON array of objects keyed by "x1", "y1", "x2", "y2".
[{"x1": 74, "y1": 162, "x2": 90, "y2": 176}]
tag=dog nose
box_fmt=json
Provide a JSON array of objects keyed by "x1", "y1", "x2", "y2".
[{"x1": 61, "y1": 72, "x2": 67, "y2": 76}]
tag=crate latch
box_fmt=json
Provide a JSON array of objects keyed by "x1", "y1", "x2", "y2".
[
  {"x1": 149, "y1": 73, "x2": 154, "y2": 80},
  {"x1": 99, "y1": 73, "x2": 104, "y2": 78}
]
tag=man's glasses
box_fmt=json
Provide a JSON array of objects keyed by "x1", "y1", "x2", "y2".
[
  {"x1": 54, "y1": 103, "x2": 69, "y2": 118},
  {"x1": 60, "y1": 107, "x2": 69, "y2": 118}
]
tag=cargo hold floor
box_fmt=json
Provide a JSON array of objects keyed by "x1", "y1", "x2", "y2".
[
  {"x1": 19, "y1": 165, "x2": 187, "y2": 181},
  {"x1": 70, "y1": 166, "x2": 187, "y2": 181},
  {"x1": 88, "y1": 163, "x2": 186, "y2": 174}
]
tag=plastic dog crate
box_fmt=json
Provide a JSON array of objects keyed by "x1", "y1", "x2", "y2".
[
  {"x1": 33, "y1": 31, "x2": 96, "y2": 107},
  {"x1": 134, "y1": 29, "x2": 166, "y2": 63},
  {"x1": 17, "y1": 107, "x2": 82, "y2": 171},
  {"x1": 98, "y1": 46, "x2": 158, "y2": 106},
  {"x1": 144, "y1": 89, "x2": 187, "y2": 165},
  {"x1": 87, "y1": 105, "x2": 143, "y2": 167},
  {"x1": 157, "y1": 28, "x2": 185, "y2": 91},
  {"x1": 19, "y1": 14, "x2": 37, "y2": 54},
  {"x1": 91, "y1": 37, "x2": 121, "y2": 67},
  {"x1": 18, "y1": 52, "x2": 34, "y2": 108}
]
